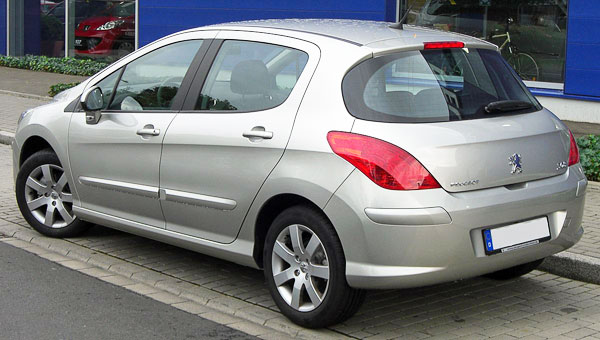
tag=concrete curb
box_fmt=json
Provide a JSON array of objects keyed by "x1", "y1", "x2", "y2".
[
  {"x1": 0, "y1": 220, "x2": 347, "y2": 340},
  {"x1": 0, "y1": 130, "x2": 14, "y2": 145},
  {"x1": 539, "y1": 252, "x2": 600, "y2": 285},
  {"x1": 0, "y1": 89, "x2": 53, "y2": 101}
]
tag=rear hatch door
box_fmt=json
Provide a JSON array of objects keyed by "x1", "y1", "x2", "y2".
[
  {"x1": 351, "y1": 111, "x2": 570, "y2": 192},
  {"x1": 343, "y1": 45, "x2": 570, "y2": 192}
]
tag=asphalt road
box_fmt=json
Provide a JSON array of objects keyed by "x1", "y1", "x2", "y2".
[{"x1": 0, "y1": 240, "x2": 256, "y2": 340}]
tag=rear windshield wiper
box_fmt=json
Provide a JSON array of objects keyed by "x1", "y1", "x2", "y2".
[{"x1": 484, "y1": 100, "x2": 534, "y2": 114}]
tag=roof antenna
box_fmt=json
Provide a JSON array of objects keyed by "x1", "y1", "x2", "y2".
[{"x1": 389, "y1": 0, "x2": 416, "y2": 30}]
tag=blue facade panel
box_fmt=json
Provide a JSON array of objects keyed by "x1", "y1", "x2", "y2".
[
  {"x1": 138, "y1": 0, "x2": 395, "y2": 47},
  {"x1": 564, "y1": 1, "x2": 600, "y2": 97},
  {"x1": 0, "y1": 0, "x2": 5, "y2": 55}
]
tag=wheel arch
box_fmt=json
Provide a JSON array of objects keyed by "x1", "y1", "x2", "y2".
[
  {"x1": 14, "y1": 123, "x2": 73, "y2": 201},
  {"x1": 20, "y1": 135, "x2": 55, "y2": 167},
  {"x1": 252, "y1": 193, "x2": 338, "y2": 269}
]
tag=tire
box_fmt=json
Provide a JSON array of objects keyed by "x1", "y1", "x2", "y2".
[
  {"x1": 484, "y1": 258, "x2": 545, "y2": 280},
  {"x1": 263, "y1": 205, "x2": 366, "y2": 328},
  {"x1": 508, "y1": 52, "x2": 539, "y2": 81},
  {"x1": 15, "y1": 149, "x2": 91, "y2": 238},
  {"x1": 115, "y1": 40, "x2": 134, "y2": 59}
]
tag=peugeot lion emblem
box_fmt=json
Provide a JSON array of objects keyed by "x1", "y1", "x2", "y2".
[{"x1": 509, "y1": 153, "x2": 523, "y2": 174}]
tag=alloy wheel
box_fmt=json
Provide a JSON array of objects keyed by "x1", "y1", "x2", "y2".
[
  {"x1": 271, "y1": 224, "x2": 330, "y2": 312},
  {"x1": 24, "y1": 164, "x2": 75, "y2": 229}
]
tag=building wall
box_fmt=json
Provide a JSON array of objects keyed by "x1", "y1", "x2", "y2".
[
  {"x1": 138, "y1": 0, "x2": 396, "y2": 47},
  {"x1": 0, "y1": 0, "x2": 5, "y2": 55},
  {"x1": 564, "y1": 1, "x2": 600, "y2": 98}
]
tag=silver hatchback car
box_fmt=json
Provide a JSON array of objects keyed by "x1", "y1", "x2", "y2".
[{"x1": 13, "y1": 19, "x2": 586, "y2": 328}]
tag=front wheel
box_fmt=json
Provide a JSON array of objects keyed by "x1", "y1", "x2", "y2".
[
  {"x1": 15, "y1": 149, "x2": 91, "y2": 238},
  {"x1": 263, "y1": 206, "x2": 365, "y2": 328},
  {"x1": 115, "y1": 40, "x2": 135, "y2": 59}
]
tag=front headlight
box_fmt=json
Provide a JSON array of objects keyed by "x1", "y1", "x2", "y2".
[
  {"x1": 18, "y1": 109, "x2": 33, "y2": 124},
  {"x1": 96, "y1": 20, "x2": 125, "y2": 31}
]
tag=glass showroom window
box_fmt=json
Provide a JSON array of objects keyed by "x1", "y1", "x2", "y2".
[
  {"x1": 8, "y1": 0, "x2": 136, "y2": 60},
  {"x1": 408, "y1": 0, "x2": 568, "y2": 84},
  {"x1": 69, "y1": 0, "x2": 136, "y2": 60},
  {"x1": 8, "y1": 0, "x2": 65, "y2": 56}
]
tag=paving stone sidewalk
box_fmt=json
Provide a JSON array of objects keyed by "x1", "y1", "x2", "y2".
[
  {"x1": 0, "y1": 93, "x2": 49, "y2": 134},
  {"x1": 0, "y1": 66, "x2": 87, "y2": 98}
]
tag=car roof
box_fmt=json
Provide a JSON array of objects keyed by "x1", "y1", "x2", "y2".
[{"x1": 205, "y1": 19, "x2": 493, "y2": 48}]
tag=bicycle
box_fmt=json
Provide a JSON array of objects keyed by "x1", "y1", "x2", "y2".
[{"x1": 489, "y1": 18, "x2": 540, "y2": 81}]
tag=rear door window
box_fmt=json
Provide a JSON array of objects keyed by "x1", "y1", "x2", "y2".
[
  {"x1": 342, "y1": 48, "x2": 541, "y2": 123},
  {"x1": 195, "y1": 40, "x2": 309, "y2": 112}
]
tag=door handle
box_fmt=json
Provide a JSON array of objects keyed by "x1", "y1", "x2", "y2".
[
  {"x1": 243, "y1": 126, "x2": 273, "y2": 140},
  {"x1": 136, "y1": 125, "x2": 160, "y2": 136}
]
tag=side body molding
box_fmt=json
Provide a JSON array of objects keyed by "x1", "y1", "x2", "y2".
[
  {"x1": 78, "y1": 176, "x2": 159, "y2": 198},
  {"x1": 78, "y1": 176, "x2": 237, "y2": 210},
  {"x1": 161, "y1": 189, "x2": 237, "y2": 210}
]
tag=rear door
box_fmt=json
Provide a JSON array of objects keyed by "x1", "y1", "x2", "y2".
[{"x1": 159, "y1": 32, "x2": 319, "y2": 243}]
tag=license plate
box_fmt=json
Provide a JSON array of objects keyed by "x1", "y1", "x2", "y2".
[
  {"x1": 75, "y1": 39, "x2": 82, "y2": 46},
  {"x1": 483, "y1": 217, "x2": 551, "y2": 255}
]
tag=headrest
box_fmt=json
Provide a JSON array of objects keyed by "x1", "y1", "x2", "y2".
[{"x1": 230, "y1": 60, "x2": 270, "y2": 95}]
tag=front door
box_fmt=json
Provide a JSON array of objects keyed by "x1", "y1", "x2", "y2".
[
  {"x1": 160, "y1": 32, "x2": 319, "y2": 243},
  {"x1": 69, "y1": 38, "x2": 208, "y2": 227}
]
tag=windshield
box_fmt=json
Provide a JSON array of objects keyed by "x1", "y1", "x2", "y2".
[{"x1": 342, "y1": 48, "x2": 541, "y2": 123}]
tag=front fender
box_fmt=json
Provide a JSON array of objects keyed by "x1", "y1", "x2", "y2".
[{"x1": 14, "y1": 100, "x2": 79, "y2": 203}]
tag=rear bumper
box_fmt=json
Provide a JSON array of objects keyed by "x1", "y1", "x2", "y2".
[{"x1": 324, "y1": 165, "x2": 587, "y2": 289}]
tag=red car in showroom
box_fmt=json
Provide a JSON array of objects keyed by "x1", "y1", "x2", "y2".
[{"x1": 74, "y1": 1, "x2": 135, "y2": 58}]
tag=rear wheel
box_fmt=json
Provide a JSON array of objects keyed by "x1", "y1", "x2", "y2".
[
  {"x1": 15, "y1": 149, "x2": 91, "y2": 238},
  {"x1": 484, "y1": 258, "x2": 545, "y2": 280},
  {"x1": 263, "y1": 206, "x2": 365, "y2": 328},
  {"x1": 509, "y1": 52, "x2": 539, "y2": 81}
]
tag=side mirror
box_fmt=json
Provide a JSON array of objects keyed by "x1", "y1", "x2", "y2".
[{"x1": 81, "y1": 87, "x2": 103, "y2": 125}]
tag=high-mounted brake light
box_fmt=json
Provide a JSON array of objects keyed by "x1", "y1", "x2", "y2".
[
  {"x1": 568, "y1": 129, "x2": 579, "y2": 166},
  {"x1": 327, "y1": 132, "x2": 441, "y2": 190},
  {"x1": 423, "y1": 41, "x2": 465, "y2": 49}
]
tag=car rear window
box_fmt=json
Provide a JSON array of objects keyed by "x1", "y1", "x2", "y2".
[{"x1": 342, "y1": 48, "x2": 541, "y2": 123}]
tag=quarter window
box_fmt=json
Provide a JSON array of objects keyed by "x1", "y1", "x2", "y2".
[
  {"x1": 196, "y1": 40, "x2": 309, "y2": 111},
  {"x1": 108, "y1": 40, "x2": 204, "y2": 111}
]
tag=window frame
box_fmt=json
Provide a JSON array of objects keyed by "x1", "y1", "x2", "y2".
[
  {"x1": 79, "y1": 31, "x2": 218, "y2": 113},
  {"x1": 103, "y1": 39, "x2": 209, "y2": 113},
  {"x1": 410, "y1": 0, "x2": 568, "y2": 90}
]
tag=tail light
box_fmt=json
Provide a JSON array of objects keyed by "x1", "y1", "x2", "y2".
[
  {"x1": 327, "y1": 132, "x2": 441, "y2": 190},
  {"x1": 568, "y1": 130, "x2": 579, "y2": 166},
  {"x1": 424, "y1": 41, "x2": 465, "y2": 49}
]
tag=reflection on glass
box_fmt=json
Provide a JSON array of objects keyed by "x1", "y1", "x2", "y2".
[
  {"x1": 408, "y1": 0, "x2": 568, "y2": 83},
  {"x1": 40, "y1": 1, "x2": 65, "y2": 57},
  {"x1": 110, "y1": 40, "x2": 203, "y2": 111},
  {"x1": 69, "y1": 0, "x2": 136, "y2": 60},
  {"x1": 197, "y1": 40, "x2": 309, "y2": 111},
  {"x1": 11, "y1": 0, "x2": 66, "y2": 57}
]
